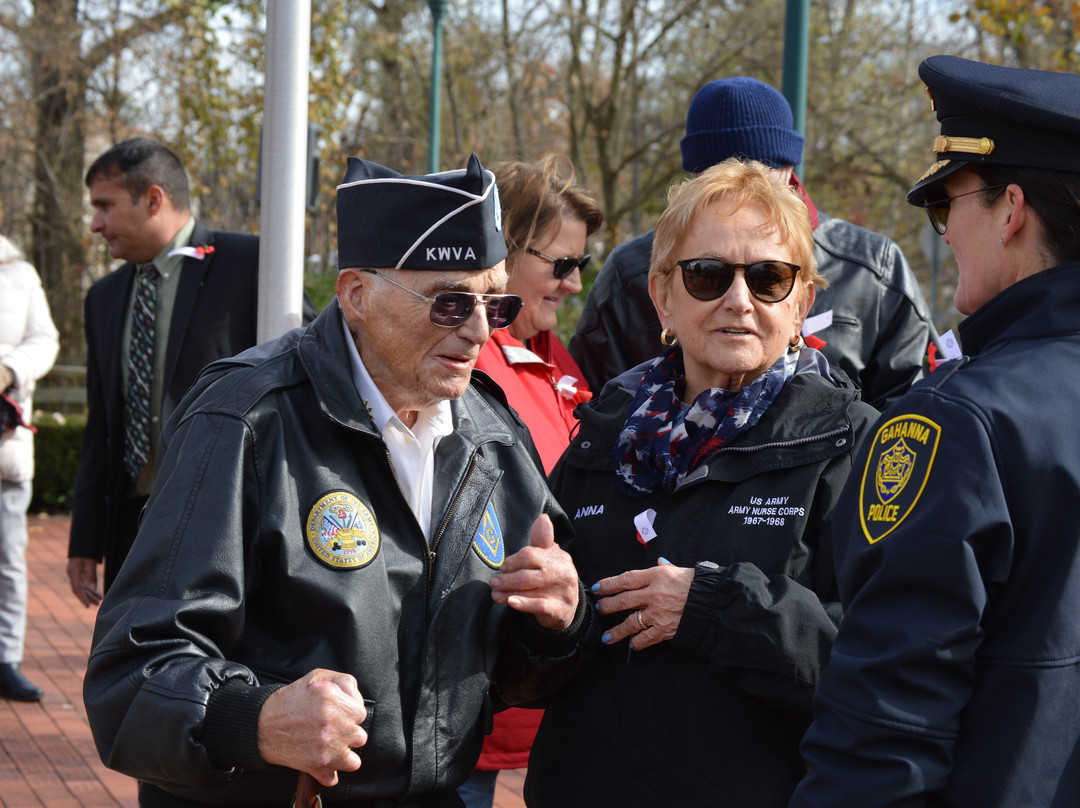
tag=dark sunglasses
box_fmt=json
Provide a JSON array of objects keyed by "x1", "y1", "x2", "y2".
[
  {"x1": 677, "y1": 258, "x2": 801, "y2": 304},
  {"x1": 360, "y1": 270, "x2": 523, "y2": 329},
  {"x1": 924, "y1": 185, "x2": 1006, "y2": 235},
  {"x1": 526, "y1": 247, "x2": 591, "y2": 279}
]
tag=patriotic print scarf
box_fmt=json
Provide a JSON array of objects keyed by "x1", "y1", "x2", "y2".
[{"x1": 613, "y1": 346, "x2": 798, "y2": 498}]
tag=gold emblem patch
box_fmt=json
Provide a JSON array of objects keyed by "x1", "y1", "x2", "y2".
[
  {"x1": 859, "y1": 415, "x2": 942, "y2": 544},
  {"x1": 305, "y1": 491, "x2": 380, "y2": 569}
]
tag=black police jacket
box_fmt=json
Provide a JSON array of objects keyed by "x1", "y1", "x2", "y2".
[
  {"x1": 83, "y1": 299, "x2": 595, "y2": 808},
  {"x1": 525, "y1": 362, "x2": 877, "y2": 808},
  {"x1": 569, "y1": 212, "x2": 938, "y2": 411}
]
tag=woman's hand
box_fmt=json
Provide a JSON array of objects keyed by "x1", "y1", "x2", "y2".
[{"x1": 593, "y1": 558, "x2": 694, "y2": 650}]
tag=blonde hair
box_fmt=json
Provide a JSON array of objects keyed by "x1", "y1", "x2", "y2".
[{"x1": 649, "y1": 158, "x2": 824, "y2": 297}]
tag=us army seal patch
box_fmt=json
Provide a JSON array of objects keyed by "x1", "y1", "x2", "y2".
[
  {"x1": 306, "y1": 491, "x2": 380, "y2": 569},
  {"x1": 472, "y1": 502, "x2": 505, "y2": 568},
  {"x1": 859, "y1": 415, "x2": 942, "y2": 544}
]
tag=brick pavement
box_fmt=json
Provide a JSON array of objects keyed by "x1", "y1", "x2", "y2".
[{"x1": 0, "y1": 516, "x2": 526, "y2": 808}]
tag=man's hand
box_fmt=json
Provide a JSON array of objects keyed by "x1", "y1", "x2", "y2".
[
  {"x1": 67, "y1": 557, "x2": 103, "y2": 607},
  {"x1": 257, "y1": 669, "x2": 368, "y2": 787},
  {"x1": 490, "y1": 513, "x2": 580, "y2": 631}
]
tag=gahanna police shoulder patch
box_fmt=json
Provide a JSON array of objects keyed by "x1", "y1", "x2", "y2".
[
  {"x1": 472, "y1": 502, "x2": 505, "y2": 568},
  {"x1": 306, "y1": 491, "x2": 380, "y2": 569},
  {"x1": 859, "y1": 415, "x2": 942, "y2": 544}
]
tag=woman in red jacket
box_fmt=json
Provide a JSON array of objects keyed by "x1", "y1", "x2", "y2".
[{"x1": 463, "y1": 155, "x2": 602, "y2": 806}]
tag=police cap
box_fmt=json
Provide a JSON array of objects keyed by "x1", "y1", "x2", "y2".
[{"x1": 908, "y1": 55, "x2": 1080, "y2": 206}]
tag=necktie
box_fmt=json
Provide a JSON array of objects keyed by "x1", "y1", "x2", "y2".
[{"x1": 123, "y1": 264, "x2": 158, "y2": 480}]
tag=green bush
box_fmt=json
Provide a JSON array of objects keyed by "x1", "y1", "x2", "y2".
[
  {"x1": 29, "y1": 415, "x2": 85, "y2": 514},
  {"x1": 305, "y1": 272, "x2": 338, "y2": 316}
]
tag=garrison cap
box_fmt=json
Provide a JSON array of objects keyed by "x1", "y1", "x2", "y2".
[
  {"x1": 336, "y1": 153, "x2": 507, "y2": 271},
  {"x1": 908, "y1": 55, "x2": 1080, "y2": 206}
]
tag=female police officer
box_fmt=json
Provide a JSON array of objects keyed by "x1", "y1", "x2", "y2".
[{"x1": 789, "y1": 56, "x2": 1080, "y2": 808}]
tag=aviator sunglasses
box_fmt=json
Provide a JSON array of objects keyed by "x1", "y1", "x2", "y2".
[
  {"x1": 924, "y1": 185, "x2": 1006, "y2": 235},
  {"x1": 525, "y1": 247, "x2": 591, "y2": 279},
  {"x1": 360, "y1": 270, "x2": 523, "y2": 329},
  {"x1": 677, "y1": 258, "x2": 801, "y2": 304}
]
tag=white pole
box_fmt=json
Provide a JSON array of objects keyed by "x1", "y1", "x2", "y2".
[{"x1": 257, "y1": 1, "x2": 312, "y2": 343}]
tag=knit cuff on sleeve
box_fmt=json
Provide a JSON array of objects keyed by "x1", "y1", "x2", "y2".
[
  {"x1": 201, "y1": 678, "x2": 287, "y2": 772},
  {"x1": 517, "y1": 578, "x2": 592, "y2": 655}
]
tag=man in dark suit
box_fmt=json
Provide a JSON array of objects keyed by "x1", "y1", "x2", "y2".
[{"x1": 67, "y1": 137, "x2": 264, "y2": 606}]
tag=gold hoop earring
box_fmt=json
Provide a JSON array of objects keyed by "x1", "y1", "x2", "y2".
[
  {"x1": 660, "y1": 328, "x2": 678, "y2": 347},
  {"x1": 788, "y1": 334, "x2": 805, "y2": 352}
]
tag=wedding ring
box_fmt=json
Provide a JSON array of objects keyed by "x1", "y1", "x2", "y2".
[{"x1": 636, "y1": 610, "x2": 646, "y2": 630}]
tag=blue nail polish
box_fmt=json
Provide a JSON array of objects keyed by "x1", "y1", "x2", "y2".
[
  {"x1": 601, "y1": 632, "x2": 612, "y2": 643},
  {"x1": 591, "y1": 582, "x2": 600, "y2": 593},
  {"x1": 659, "y1": 556, "x2": 671, "y2": 565}
]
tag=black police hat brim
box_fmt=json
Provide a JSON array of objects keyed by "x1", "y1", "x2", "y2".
[{"x1": 908, "y1": 55, "x2": 1080, "y2": 207}]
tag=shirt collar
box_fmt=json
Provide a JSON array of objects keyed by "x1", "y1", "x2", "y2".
[
  {"x1": 147, "y1": 217, "x2": 196, "y2": 280},
  {"x1": 339, "y1": 309, "x2": 452, "y2": 435}
]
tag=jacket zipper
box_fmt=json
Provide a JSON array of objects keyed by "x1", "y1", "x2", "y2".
[
  {"x1": 383, "y1": 448, "x2": 438, "y2": 576},
  {"x1": 428, "y1": 455, "x2": 478, "y2": 581},
  {"x1": 707, "y1": 423, "x2": 851, "y2": 456},
  {"x1": 675, "y1": 424, "x2": 852, "y2": 491},
  {"x1": 384, "y1": 449, "x2": 479, "y2": 582}
]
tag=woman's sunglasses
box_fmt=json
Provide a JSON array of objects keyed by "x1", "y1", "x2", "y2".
[
  {"x1": 360, "y1": 270, "x2": 523, "y2": 329},
  {"x1": 677, "y1": 258, "x2": 801, "y2": 304},
  {"x1": 924, "y1": 185, "x2": 1006, "y2": 235},
  {"x1": 526, "y1": 247, "x2": 591, "y2": 279}
]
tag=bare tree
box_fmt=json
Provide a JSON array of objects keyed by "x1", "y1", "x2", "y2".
[{"x1": 1, "y1": 1, "x2": 188, "y2": 359}]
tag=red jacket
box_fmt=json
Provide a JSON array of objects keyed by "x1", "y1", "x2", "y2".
[
  {"x1": 472, "y1": 328, "x2": 590, "y2": 769},
  {"x1": 474, "y1": 329, "x2": 590, "y2": 475}
]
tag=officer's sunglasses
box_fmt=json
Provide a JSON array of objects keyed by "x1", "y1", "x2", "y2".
[
  {"x1": 677, "y1": 258, "x2": 801, "y2": 304},
  {"x1": 526, "y1": 247, "x2": 591, "y2": 279},
  {"x1": 360, "y1": 270, "x2": 523, "y2": 329},
  {"x1": 924, "y1": 185, "x2": 1006, "y2": 235}
]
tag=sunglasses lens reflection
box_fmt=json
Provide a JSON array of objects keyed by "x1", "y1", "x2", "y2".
[
  {"x1": 927, "y1": 205, "x2": 948, "y2": 235},
  {"x1": 485, "y1": 297, "x2": 523, "y2": 329},
  {"x1": 745, "y1": 263, "x2": 792, "y2": 301},
  {"x1": 683, "y1": 262, "x2": 734, "y2": 300},
  {"x1": 429, "y1": 293, "x2": 474, "y2": 326}
]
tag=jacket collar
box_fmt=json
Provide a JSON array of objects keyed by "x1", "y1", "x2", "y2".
[
  {"x1": 790, "y1": 173, "x2": 820, "y2": 230},
  {"x1": 959, "y1": 262, "x2": 1080, "y2": 356}
]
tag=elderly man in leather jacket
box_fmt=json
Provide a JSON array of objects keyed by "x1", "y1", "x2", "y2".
[
  {"x1": 83, "y1": 155, "x2": 595, "y2": 808},
  {"x1": 570, "y1": 77, "x2": 939, "y2": 410}
]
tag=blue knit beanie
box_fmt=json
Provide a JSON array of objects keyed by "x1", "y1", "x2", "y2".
[{"x1": 680, "y1": 77, "x2": 805, "y2": 173}]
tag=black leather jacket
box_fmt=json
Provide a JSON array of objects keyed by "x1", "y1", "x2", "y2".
[
  {"x1": 83, "y1": 299, "x2": 595, "y2": 808},
  {"x1": 569, "y1": 212, "x2": 939, "y2": 411}
]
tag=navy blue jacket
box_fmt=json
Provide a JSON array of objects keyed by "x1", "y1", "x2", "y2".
[{"x1": 791, "y1": 263, "x2": 1080, "y2": 808}]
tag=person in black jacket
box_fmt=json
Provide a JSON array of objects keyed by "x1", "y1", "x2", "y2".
[
  {"x1": 569, "y1": 77, "x2": 938, "y2": 410},
  {"x1": 83, "y1": 155, "x2": 595, "y2": 808},
  {"x1": 525, "y1": 159, "x2": 877, "y2": 808},
  {"x1": 790, "y1": 55, "x2": 1080, "y2": 808},
  {"x1": 67, "y1": 137, "x2": 314, "y2": 603}
]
